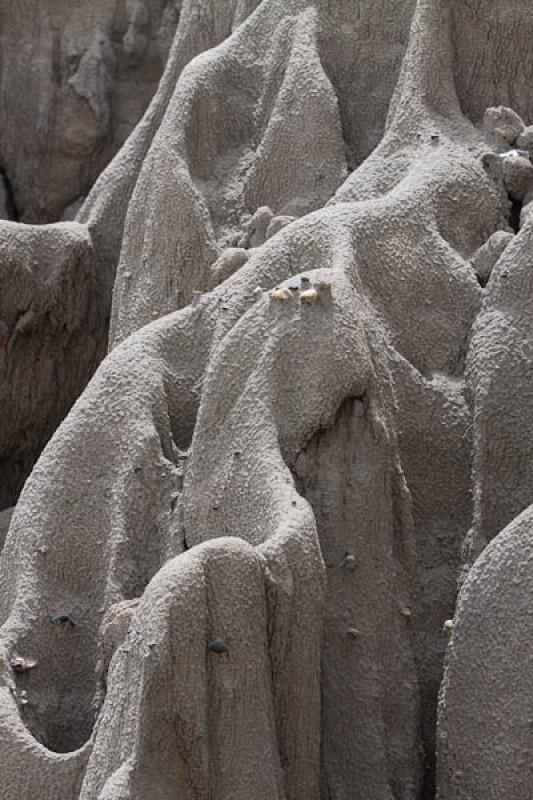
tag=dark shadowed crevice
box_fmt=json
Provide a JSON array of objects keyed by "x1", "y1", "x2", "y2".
[
  {"x1": 0, "y1": 167, "x2": 19, "y2": 221},
  {"x1": 509, "y1": 199, "x2": 522, "y2": 233}
]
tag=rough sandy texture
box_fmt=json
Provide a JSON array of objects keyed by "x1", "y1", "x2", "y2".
[{"x1": 1, "y1": 1, "x2": 532, "y2": 798}]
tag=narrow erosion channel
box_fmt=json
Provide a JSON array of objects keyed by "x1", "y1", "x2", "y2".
[{"x1": 291, "y1": 396, "x2": 423, "y2": 798}]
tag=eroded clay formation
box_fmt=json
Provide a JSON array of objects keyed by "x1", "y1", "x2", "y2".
[
  {"x1": 1, "y1": 1, "x2": 532, "y2": 798},
  {"x1": 0, "y1": 0, "x2": 182, "y2": 225}
]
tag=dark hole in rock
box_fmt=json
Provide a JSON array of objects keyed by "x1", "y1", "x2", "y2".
[{"x1": 509, "y1": 199, "x2": 522, "y2": 233}]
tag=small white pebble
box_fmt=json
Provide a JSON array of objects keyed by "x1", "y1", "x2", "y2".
[{"x1": 299, "y1": 287, "x2": 318, "y2": 305}]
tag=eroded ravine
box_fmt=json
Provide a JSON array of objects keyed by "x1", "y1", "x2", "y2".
[{"x1": 2, "y1": 2, "x2": 533, "y2": 799}]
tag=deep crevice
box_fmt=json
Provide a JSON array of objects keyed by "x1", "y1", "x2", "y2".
[
  {"x1": 509, "y1": 199, "x2": 522, "y2": 233},
  {"x1": 0, "y1": 167, "x2": 19, "y2": 221}
]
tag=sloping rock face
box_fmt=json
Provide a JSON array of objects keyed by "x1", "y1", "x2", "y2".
[
  {"x1": 0, "y1": 0, "x2": 180, "y2": 224},
  {"x1": 0, "y1": 507, "x2": 12, "y2": 552},
  {"x1": 0, "y1": 0, "x2": 259, "y2": 508},
  {"x1": 1, "y1": 1, "x2": 533, "y2": 799}
]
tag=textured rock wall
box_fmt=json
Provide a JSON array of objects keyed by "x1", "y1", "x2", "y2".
[
  {"x1": 1, "y1": 1, "x2": 533, "y2": 799},
  {"x1": 0, "y1": 0, "x2": 260, "y2": 508},
  {"x1": 0, "y1": 0, "x2": 180, "y2": 224}
]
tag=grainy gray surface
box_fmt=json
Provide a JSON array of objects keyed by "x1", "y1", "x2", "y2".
[{"x1": 0, "y1": 1, "x2": 532, "y2": 798}]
